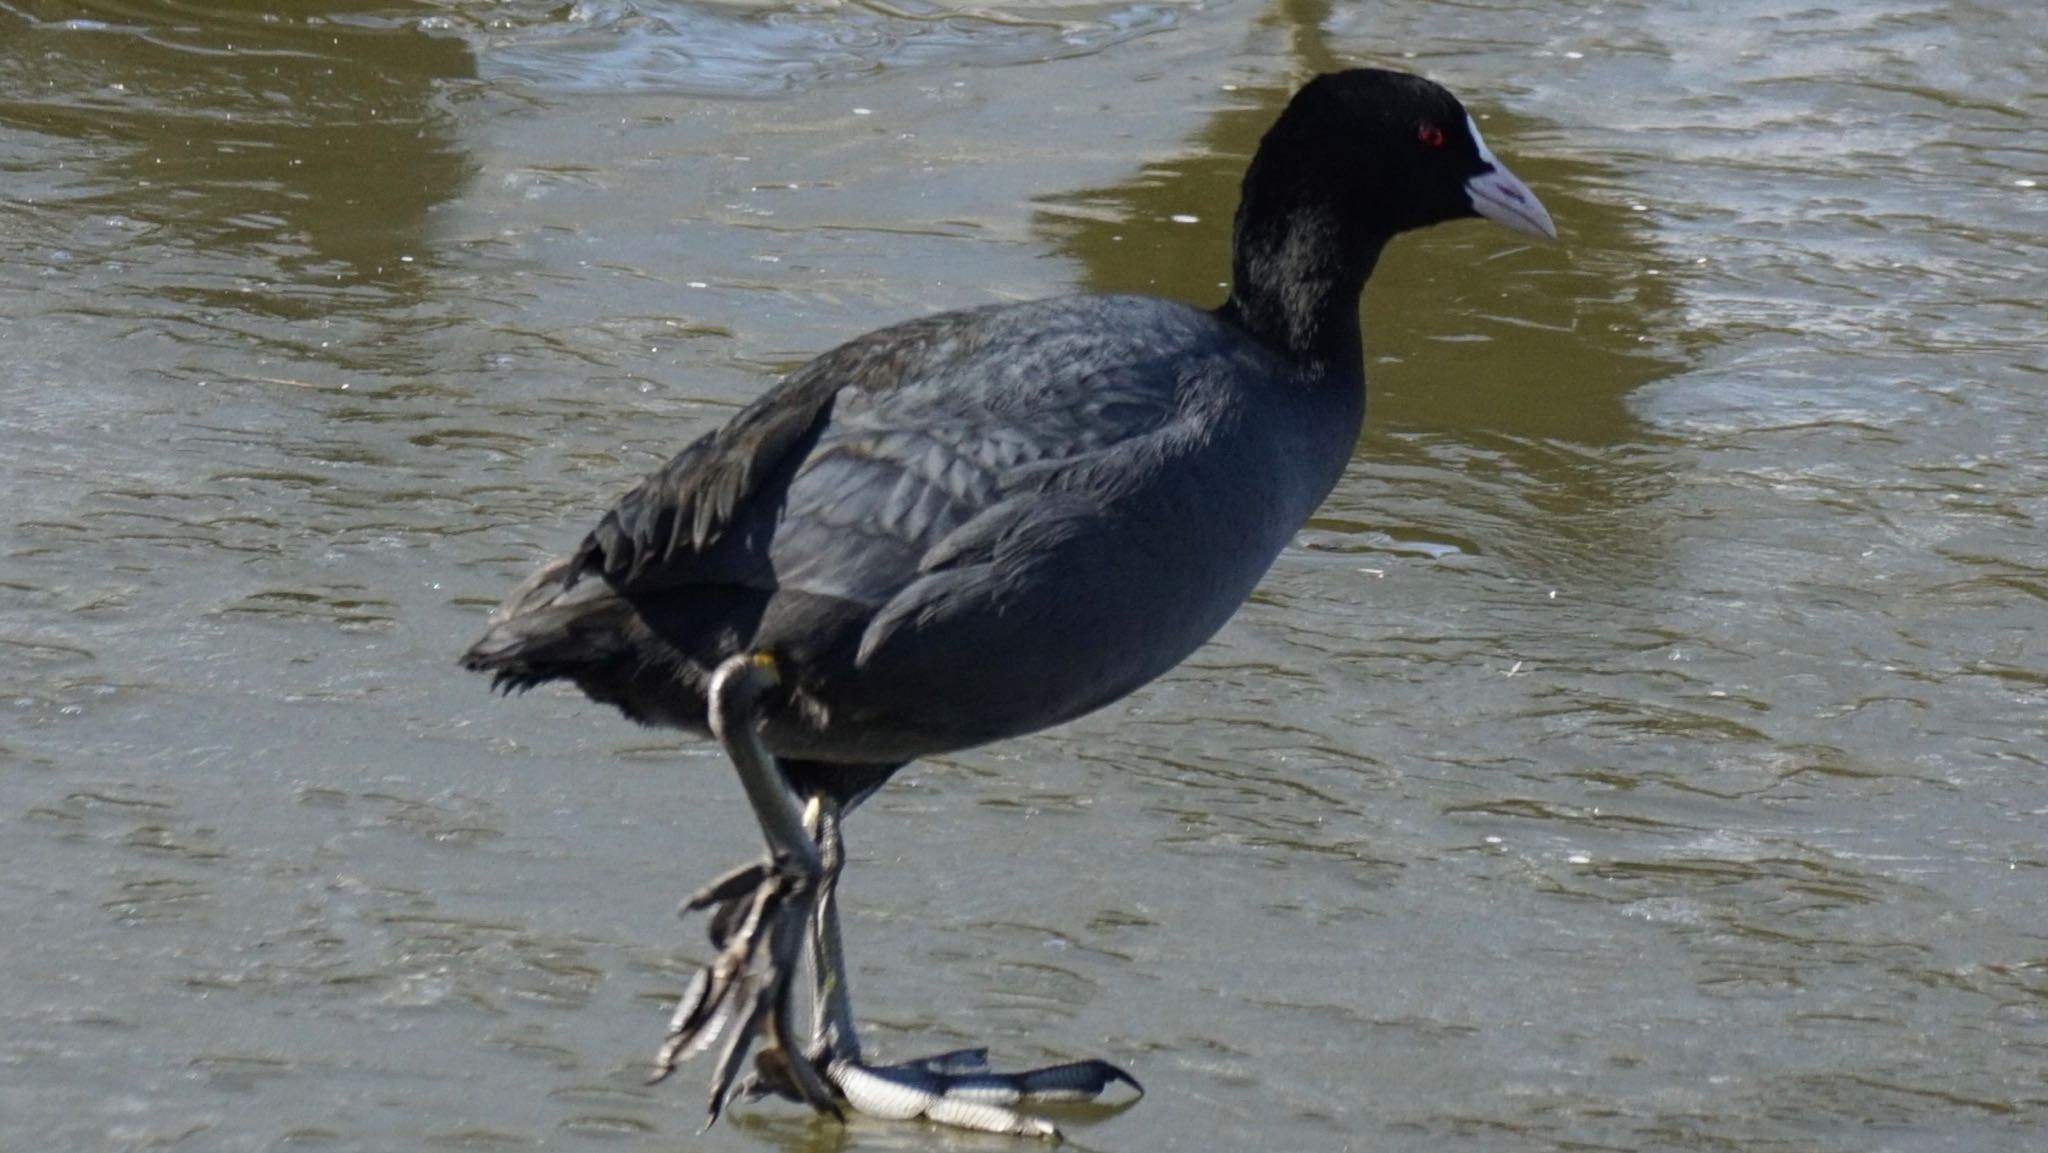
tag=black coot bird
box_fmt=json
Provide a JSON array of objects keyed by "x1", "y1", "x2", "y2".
[{"x1": 464, "y1": 68, "x2": 1555, "y2": 1137}]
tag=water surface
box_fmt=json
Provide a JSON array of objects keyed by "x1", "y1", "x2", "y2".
[{"x1": 3, "y1": 1, "x2": 2043, "y2": 1150}]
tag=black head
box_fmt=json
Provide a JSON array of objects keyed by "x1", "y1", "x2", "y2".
[
  {"x1": 1222, "y1": 69, "x2": 1555, "y2": 359},
  {"x1": 1246, "y1": 68, "x2": 1556, "y2": 242}
]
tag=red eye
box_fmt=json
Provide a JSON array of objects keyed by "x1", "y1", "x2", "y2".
[{"x1": 1418, "y1": 123, "x2": 1446, "y2": 148}]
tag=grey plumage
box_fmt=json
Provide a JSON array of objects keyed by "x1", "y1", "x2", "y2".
[{"x1": 466, "y1": 294, "x2": 1356, "y2": 773}]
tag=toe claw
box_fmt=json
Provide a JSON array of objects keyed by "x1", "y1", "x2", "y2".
[
  {"x1": 1016, "y1": 1058, "x2": 1144, "y2": 1102},
  {"x1": 703, "y1": 975, "x2": 772, "y2": 1128}
]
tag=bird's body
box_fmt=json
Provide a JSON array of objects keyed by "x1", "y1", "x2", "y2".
[
  {"x1": 467, "y1": 293, "x2": 1361, "y2": 773},
  {"x1": 462, "y1": 67, "x2": 1557, "y2": 1137}
]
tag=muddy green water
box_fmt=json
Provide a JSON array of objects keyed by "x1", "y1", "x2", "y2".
[{"x1": 3, "y1": 2, "x2": 2044, "y2": 1150}]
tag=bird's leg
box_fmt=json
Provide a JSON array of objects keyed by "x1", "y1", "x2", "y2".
[
  {"x1": 659, "y1": 658, "x2": 1140, "y2": 1136},
  {"x1": 808, "y1": 796, "x2": 861, "y2": 1064},
  {"x1": 651, "y1": 653, "x2": 838, "y2": 1127},
  {"x1": 743, "y1": 795, "x2": 1146, "y2": 1140}
]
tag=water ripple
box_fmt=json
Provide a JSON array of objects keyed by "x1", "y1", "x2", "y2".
[{"x1": 474, "y1": 0, "x2": 1195, "y2": 96}]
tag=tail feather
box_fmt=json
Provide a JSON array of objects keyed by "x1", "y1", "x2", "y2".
[{"x1": 460, "y1": 555, "x2": 631, "y2": 692}]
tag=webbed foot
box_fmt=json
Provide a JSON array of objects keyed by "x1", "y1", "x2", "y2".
[
  {"x1": 660, "y1": 654, "x2": 1141, "y2": 1138},
  {"x1": 741, "y1": 1043, "x2": 1142, "y2": 1139}
]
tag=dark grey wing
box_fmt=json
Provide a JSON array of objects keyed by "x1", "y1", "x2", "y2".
[
  {"x1": 463, "y1": 295, "x2": 1213, "y2": 723},
  {"x1": 578, "y1": 308, "x2": 1007, "y2": 594},
  {"x1": 756, "y1": 302, "x2": 1207, "y2": 611},
  {"x1": 460, "y1": 308, "x2": 1005, "y2": 697}
]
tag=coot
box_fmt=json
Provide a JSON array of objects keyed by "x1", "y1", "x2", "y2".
[{"x1": 464, "y1": 68, "x2": 1555, "y2": 1137}]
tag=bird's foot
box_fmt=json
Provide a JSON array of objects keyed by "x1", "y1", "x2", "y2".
[
  {"x1": 651, "y1": 856, "x2": 839, "y2": 1128},
  {"x1": 741, "y1": 1044, "x2": 1142, "y2": 1139}
]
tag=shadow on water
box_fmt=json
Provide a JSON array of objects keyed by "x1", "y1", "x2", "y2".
[
  {"x1": 0, "y1": 0, "x2": 475, "y2": 371},
  {"x1": 1032, "y1": 0, "x2": 1695, "y2": 587}
]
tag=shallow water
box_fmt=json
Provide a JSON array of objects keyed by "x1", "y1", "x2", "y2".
[{"x1": 3, "y1": 1, "x2": 2044, "y2": 1150}]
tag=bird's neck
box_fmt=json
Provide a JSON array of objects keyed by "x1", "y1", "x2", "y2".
[{"x1": 1218, "y1": 199, "x2": 1385, "y2": 369}]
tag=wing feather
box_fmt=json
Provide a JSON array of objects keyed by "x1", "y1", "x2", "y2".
[{"x1": 573, "y1": 309, "x2": 1000, "y2": 592}]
